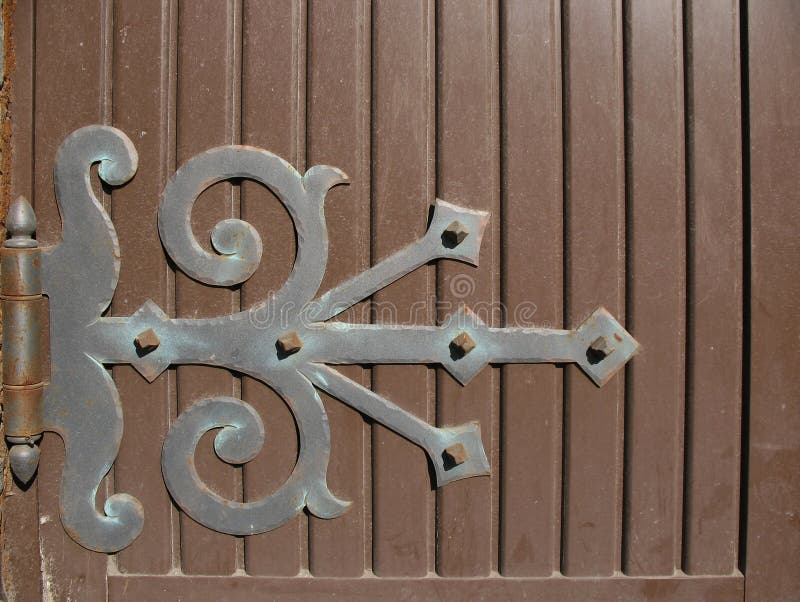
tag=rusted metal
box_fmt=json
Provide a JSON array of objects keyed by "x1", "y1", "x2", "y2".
[
  {"x1": 1, "y1": 298, "x2": 42, "y2": 385},
  {"x1": 133, "y1": 328, "x2": 160, "y2": 353},
  {"x1": 587, "y1": 335, "x2": 613, "y2": 365},
  {"x1": 442, "y1": 220, "x2": 469, "y2": 248},
  {"x1": 26, "y1": 124, "x2": 638, "y2": 553},
  {"x1": 450, "y1": 331, "x2": 477, "y2": 358},
  {"x1": 1, "y1": 196, "x2": 44, "y2": 484},
  {"x1": 3, "y1": 0, "x2": 771, "y2": 595},
  {"x1": 0, "y1": 247, "x2": 42, "y2": 296},
  {"x1": 444, "y1": 443, "x2": 469, "y2": 467},
  {"x1": 2, "y1": 385, "x2": 43, "y2": 437},
  {"x1": 276, "y1": 331, "x2": 303, "y2": 356}
]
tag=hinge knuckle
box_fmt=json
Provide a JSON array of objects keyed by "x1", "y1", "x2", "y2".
[
  {"x1": 2, "y1": 295, "x2": 43, "y2": 387},
  {"x1": 1, "y1": 247, "x2": 42, "y2": 297},
  {"x1": 3, "y1": 385, "x2": 43, "y2": 437},
  {"x1": 2, "y1": 196, "x2": 44, "y2": 483}
]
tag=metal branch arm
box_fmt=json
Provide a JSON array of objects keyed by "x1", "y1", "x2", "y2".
[
  {"x1": 0, "y1": 125, "x2": 639, "y2": 553},
  {"x1": 307, "y1": 308, "x2": 635, "y2": 387}
]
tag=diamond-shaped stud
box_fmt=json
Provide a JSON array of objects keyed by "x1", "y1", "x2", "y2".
[
  {"x1": 443, "y1": 443, "x2": 469, "y2": 468},
  {"x1": 442, "y1": 220, "x2": 469, "y2": 248},
  {"x1": 276, "y1": 331, "x2": 303, "y2": 356},
  {"x1": 587, "y1": 335, "x2": 614, "y2": 365},
  {"x1": 575, "y1": 308, "x2": 640, "y2": 387},
  {"x1": 450, "y1": 331, "x2": 476, "y2": 358},
  {"x1": 441, "y1": 306, "x2": 490, "y2": 385},
  {"x1": 134, "y1": 328, "x2": 160, "y2": 354},
  {"x1": 128, "y1": 300, "x2": 171, "y2": 382}
]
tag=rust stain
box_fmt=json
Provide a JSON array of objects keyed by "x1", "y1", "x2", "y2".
[
  {"x1": 0, "y1": 5, "x2": 33, "y2": 602},
  {"x1": 133, "y1": 327, "x2": 160, "y2": 353},
  {"x1": 450, "y1": 331, "x2": 476, "y2": 358},
  {"x1": 0, "y1": 0, "x2": 14, "y2": 231},
  {"x1": 276, "y1": 330, "x2": 303, "y2": 355},
  {"x1": 443, "y1": 443, "x2": 468, "y2": 467}
]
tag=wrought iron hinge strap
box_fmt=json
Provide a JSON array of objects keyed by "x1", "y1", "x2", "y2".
[
  {"x1": 1, "y1": 197, "x2": 44, "y2": 484},
  {"x1": 0, "y1": 125, "x2": 640, "y2": 553}
]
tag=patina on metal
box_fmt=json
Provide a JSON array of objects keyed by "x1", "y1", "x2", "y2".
[
  {"x1": 2, "y1": 125, "x2": 639, "y2": 553},
  {"x1": 2, "y1": 196, "x2": 44, "y2": 485}
]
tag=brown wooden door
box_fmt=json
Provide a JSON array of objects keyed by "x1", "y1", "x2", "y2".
[{"x1": 1, "y1": 1, "x2": 797, "y2": 600}]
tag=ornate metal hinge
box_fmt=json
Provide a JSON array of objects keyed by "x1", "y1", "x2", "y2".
[
  {"x1": 2, "y1": 198, "x2": 44, "y2": 484},
  {"x1": 0, "y1": 125, "x2": 639, "y2": 553}
]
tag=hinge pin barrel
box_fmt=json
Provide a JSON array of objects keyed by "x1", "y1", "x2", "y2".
[{"x1": 2, "y1": 196, "x2": 44, "y2": 484}]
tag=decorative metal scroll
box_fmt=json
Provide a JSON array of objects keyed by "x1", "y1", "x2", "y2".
[{"x1": 2, "y1": 125, "x2": 639, "y2": 553}]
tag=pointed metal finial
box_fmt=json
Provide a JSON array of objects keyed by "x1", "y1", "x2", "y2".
[
  {"x1": 5, "y1": 196, "x2": 37, "y2": 248},
  {"x1": 8, "y1": 442, "x2": 40, "y2": 484}
]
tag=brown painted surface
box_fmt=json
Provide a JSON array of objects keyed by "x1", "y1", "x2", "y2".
[
  {"x1": 561, "y1": 0, "x2": 626, "y2": 576},
  {"x1": 112, "y1": 0, "x2": 175, "y2": 575},
  {"x1": 371, "y1": 0, "x2": 435, "y2": 577},
  {"x1": 2, "y1": 3, "x2": 41, "y2": 599},
  {"x1": 30, "y1": 0, "x2": 110, "y2": 598},
  {"x1": 305, "y1": 0, "x2": 372, "y2": 578},
  {"x1": 500, "y1": 0, "x2": 563, "y2": 577},
  {"x1": 745, "y1": 1, "x2": 800, "y2": 600},
  {"x1": 683, "y1": 0, "x2": 743, "y2": 576},
  {"x1": 3, "y1": 0, "x2": 797, "y2": 600},
  {"x1": 107, "y1": 574, "x2": 744, "y2": 602},
  {"x1": 623, "y1": 0, "x2": 686, "y2": 576},
  {"x1": 435, "y1": 0, "x2": 500, "y2": 577}
]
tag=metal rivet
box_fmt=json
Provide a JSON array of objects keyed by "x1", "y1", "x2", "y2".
[
  {"x1": 586, "y1": 336, "x2": 614, "y2": 365},
  {"x1": 450, "y1": 331, "x2": 476, "y2": 359},
  {"x1": 134, "y1": 328, "x2": 160, "y2": 353},
  {"x1": 277, "y1": 331, "x2": 303, "y2": 356},
  {"x1": 443, "y1": 443, "x2": 469, "y2": 467},
  {"x1": 442, "y1": 221, "x2": 469, "y2": 248}
]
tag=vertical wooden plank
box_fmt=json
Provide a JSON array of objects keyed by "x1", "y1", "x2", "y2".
[
  {"x1": 436, "y1": 0, "x2": 500, "y2": 577},
  {"x1": 7, "y1": 0, "x2": 33, "y2": 204},
  {"x1": 1, "y1": 2, "x2": 43, "y2": 600},
  {"x1": 499, "y1": 0, "x2": 563, "y2": 578},
  {"x1": 112, "y1": 0, "x2": 174, "y2": 574},
  {"x1": 623, "y1": 0, "x2": 686, "y2": 576},
  {"x1": 561, "y1": 0, "x2": 626, "y2": 576},
  {"x1": 176, "y1": 0, "x2": 239, "y2": 575},
  {"x1": 33, "y1": 0, "x2": 108, "y2": 597},
  {"x1": 371, "y1": 0, "x2": 435, "y2": 578},
  {"x1": 682, "y1": 0, "x2": 742, "y2": 576},
  {"x1": 746, "y1": 1, "x2": 800, "y2": 600},
  {"x1": 241, "y1": 0, "x2": 305, "y2": 577},
  {"x1": 306, "y1": 0, "x2": 371, "y2": 578}
]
